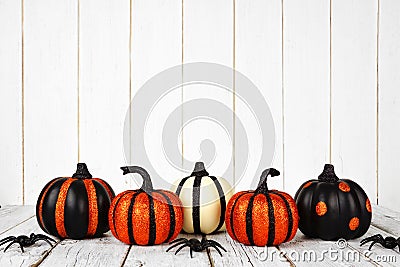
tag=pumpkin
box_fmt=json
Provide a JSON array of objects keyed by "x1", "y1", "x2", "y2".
[
  {"x1": 109, "y1": 166, "x2": 183, "y2": 245},
  {"x1": 295, "y1": 164, "x2": 372, "y2": 240},
  {"x1": 36, "y1": 163, "x2": 115, "y2": 239},
  {"x1": 225, "y1": 168, "x2": 298, "y2": 246},
  {"x1": 172, "y1": 162, "x2": 233, "y2": 234}
]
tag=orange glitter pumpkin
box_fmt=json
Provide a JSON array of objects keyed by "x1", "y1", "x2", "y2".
[
  {"x1": 109, "y1": 166, "x2": 183, "y2": 245},
  {"x1": 225, "y1": 168, "x2": 299, "y2": 246},
  {"x1": 36, "y1": 163, "x2": 115, "y2": 239}
]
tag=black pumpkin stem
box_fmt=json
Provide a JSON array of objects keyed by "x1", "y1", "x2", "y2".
[
  {"x1": 318, "y1": 164, "x2": 339, "y2": 183},
  {"x1": 255, "y1": 168, "x2": 280, "y2": 194},
  {"x1": 121, "y1": 166, "x2": 154, "y2": 192},
  {"x1": 191, "y1": 162, "x2": 209, "y2": 177},
  {"x1": 72, "y1": 163, "x2": 93, "y2": 179}
]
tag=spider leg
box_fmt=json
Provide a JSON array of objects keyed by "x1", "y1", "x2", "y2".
[
  {"x1": 360, "y1": 234, "x2": 383, "y2": 246},
  {"x1": 4, "y1": 241, "x2": 24, "y2": 253},
  {"x1": 368, "y1": 240, "x2": 380, "y2": 251},
  {"x1": 190, "y1": 247, "x2": 193, "y2": 258},
  {"x1": 174, "y1": 244, "x2": 190, "y2": 255},
  {"x1": 169, "y1": 238, "x2": 188, "y2": 245},
  {"x1": 0, "y1": 237, "x2": 15, "y2": 246},
  {"x1": 205, "y1": 240, "x2": 227, "y2": 252},
  {"x1": 203, "y1": 244, "x2": 223, "y2": 257},
  {"x1": 166, "y1": 241, "x2": 188, "y2": 252}
]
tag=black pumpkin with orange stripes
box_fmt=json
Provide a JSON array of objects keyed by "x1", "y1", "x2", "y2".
[
  {"x1": 109, "y1": 166, "x2": 183, "y2": 245},
  {"x1": 225, "y1": 168, "x2": 299, "y2": 246},
  {"x1": 36, "y1": 163, "x2": 115, "y2": 239}
]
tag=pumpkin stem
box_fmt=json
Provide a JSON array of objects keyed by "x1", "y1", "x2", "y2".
[
  {"x1": 318, "y1": 164, "x2": 339, "y2": 182},
  {"x1": 191, "y1": 162, "x2": 209, "y2": 177},
  {"x1": 121, "y1": 166, "x2": 154, "y2": 192},
  {"x1": 72, "y1": 163, "x2": 93, "y2": 179},
  {"x1": 256, "y1": 168, "x2": 280, "y2": 193}
]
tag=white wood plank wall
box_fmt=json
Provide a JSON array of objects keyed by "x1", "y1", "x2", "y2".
[{"x1": 0, "y1": 0, "x2": 398, "y2": 212}]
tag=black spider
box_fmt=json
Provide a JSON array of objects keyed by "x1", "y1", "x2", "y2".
[
  {"x1": 360, "y1": 234, "x2": 400, "y2": 251},
  {"x1": 166, "y1": 236, "x2": 227, "y2": 258},
  {"x1": 0, "y1": 233, "x2": 56, "y2": 252}
]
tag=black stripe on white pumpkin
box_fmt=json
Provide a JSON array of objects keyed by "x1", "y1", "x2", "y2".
[{"x1": 173, "y1": 162, "x2": 233, "y2": 234}]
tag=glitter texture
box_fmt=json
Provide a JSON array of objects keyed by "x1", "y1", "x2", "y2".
[
  {"x1": 160, "y1": 190, "x2": 184, "y2": 241},
  {"x1": 316, "y1": 201, "x2": 327, "y2": 216},
  {"x1": 108, "y1": 192, "x2": 125, "y2": 238},
  {"x1": 349, "y1": 217, "x2": 359, "y2": 230},
  {"x1": 55, "y1": 178, "x2": 76, "y2": 238},
  {"x1": 114, "y1": 191, "x2": 136, "y2": 244},
  {"x1": 132, "y1": 192, "x2": 150, "y2": 245},
  {"x1": 38, "y1": 178, "x2": 58, "y2": 229},
  {"x1": 232, "y1": 192, "x2": 252, "y2": 245},
  {"x1": 366, "y1": 198, "x2": 372, "y2": 213},
  {"x1": 93, "y1": 178, "x2": 114, "y2": 200},
  {"x1": 338, "y1": 182, "x2": 350, "y2": 192},
  {"x1": 277, "y1": 191, "x2": 299, "y2": 241},
  {"x1": 270, "y1": 194, "x2": 288, "y2": 245},
  {"x1": 251, "y1": 194, "x2": 269, "y2": 246},
  {"x1": 83, "y1": 179, "x2": 98, "y2": 236},
  {"x1": 303, "y1": 181, "x2": 313, "y2": 189},
  {"x1": 109, "y1": 189, "x2": 184, "y2": 245}
]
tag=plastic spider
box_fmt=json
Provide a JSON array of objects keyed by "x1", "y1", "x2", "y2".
[
  {"x1": 360, "y1": 234, "x2": 400, "y2": 251},
  {"x1": 166, "y1": 236, "x2": 227, "y2": 258},
  {"x1": 0, "y1": 233, "x2": 56, "y2": 252}
]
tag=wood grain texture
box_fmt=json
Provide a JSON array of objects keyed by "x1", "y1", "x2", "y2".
[
  {"x1": 0, "y1": 0, "x2": 23, "y2": 205},
  {"x1": 128, "y1": 0, "x2": 182, "y2": 189},
  {"x1": 0, "y1": 216, "x2": 59, "y2": 267},
  {"x1": 279, "y1": 232, "x2": 376, "y2": 267},
  {"x1": 235, "y1": 0, "x2": 284, "y2": 191},
  {"x1": 0, "y1": 206, "x2": 34, "y2": 235},
  {"x1": 283, "y1": 0, "x2": 331, "y2": 196},
  {"x1": 208, "y1": 232, "x2": 290, "y2": 266},
  {"x1": 124, "y1": 234, "x2": 210, "y2": 267},
  {"x1": 331, "y1": 0, "x2": 378, "y2": 203},
  {"x1": 0, "y1": 206, "x2": 400, "y2": 266},
  {"x1": 378, "y1": 0, "x2": 400, "y2": 212},
  {"x1": 182, "y1": 0, "x2": 234, "y2": 186},
  {"x1": 24, "y1": 0, "x2": 78, "y2": 205},
  {"x1": 79, "y1": 0, "x2": 130, "y2": 195},
  {"x1": 40, "y1": 233, "x2": 128, "y2": 267}
]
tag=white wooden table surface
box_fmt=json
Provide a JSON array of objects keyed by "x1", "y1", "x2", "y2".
[{"x1": 0, "y1": 205, "x2": 399, "y2": 267}]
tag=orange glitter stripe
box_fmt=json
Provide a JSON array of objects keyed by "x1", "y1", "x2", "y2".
[
  {"x1": 55, "y1": 178, "x2": 76, "y2": 238},
  {"x1": 93, "y1": 178, "x2": 114, "y2": 200},
  {"x1": 83, "y1": 179, "x2": 98, "y2": 236},
  {"x1": 38, "y1": 178, "x2": 60, "y2": 230}
]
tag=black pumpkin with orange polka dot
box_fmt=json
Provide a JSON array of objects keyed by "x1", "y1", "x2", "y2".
[{"x1": 295, "y1": 164, "x2": 372, "y2": 240}]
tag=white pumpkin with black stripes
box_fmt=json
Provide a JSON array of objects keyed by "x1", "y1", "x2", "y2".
[{"x1": 172, "y1": 162, "x2": 233, "y2": 234}]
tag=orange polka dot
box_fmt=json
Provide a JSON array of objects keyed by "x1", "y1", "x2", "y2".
[
  {"x1": 316, "y1": 201, "x2": 327, "y2": 216},
  {"x1": 338, "y1": 182, "x2": 350, "y2": 192},
  {"x1": 366, "y1": 199, "x2": 372, "y2": 213},
  {"x1": 303, "y1": 181, "x2": 313, "y2": 189},
  {"x1": 349, "y1": 217, "x2": 359, "y2": 230}
]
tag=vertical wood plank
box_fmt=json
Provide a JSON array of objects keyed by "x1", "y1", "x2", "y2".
[
  {"x1": 235, "y1": 0, "x2": 283, "y2": 191},
  {"x1": 331, "y1": 0, "x2": 378, "y2": 202},
  {"x1": 24, "y1": 0, "x2": 78, "y2": 204},
  {"x1": 378, "y1": 0, "x2": 400, "y2": 212},
  {"x1": 283, "y1": 0, "x2": 331, "y2": 195},
  {"x1": 183, "y1": 0, "x2": 234, "y2": 185},
  {"x1": 127, "y1": 0, "x2": 182, "y2": 190},
  {"x1": 79, "y1": 0, "x2": 130, "y2": 194},
  {"x1": 0, "y1": 0, "x2": 22, "y2": 204}
]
